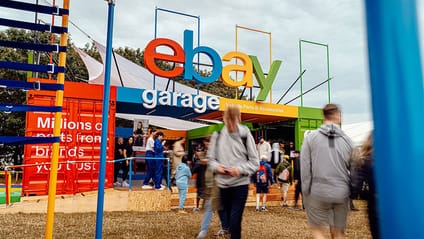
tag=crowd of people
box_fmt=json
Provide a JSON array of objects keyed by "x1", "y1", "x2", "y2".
[{"x1": 113, "y1": 103, "x2": 377, "y2": 239}]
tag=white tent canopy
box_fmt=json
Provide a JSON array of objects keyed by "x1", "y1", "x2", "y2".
[
  {"x1": 116, "y1": 113, "x2": 208, "y2": 131},
  {"x1": 342, "y1": 121, "x2": 373, "y2": 146}
]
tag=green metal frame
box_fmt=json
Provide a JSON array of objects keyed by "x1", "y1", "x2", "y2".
[{"x1": 299, "y1": 39, "x2": 331, "y2": 106}]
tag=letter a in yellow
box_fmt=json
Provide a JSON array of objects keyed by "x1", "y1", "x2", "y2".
[{"x1": 220, "y1": 51, "x2": 253, "y2": 88}]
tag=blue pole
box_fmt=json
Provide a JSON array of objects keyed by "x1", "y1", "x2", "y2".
[
  {"x1": 129, "y1": 158, "x2": 132, "y2": 192},
  {"x1": 153, "y1": 7, "x2": 158, "y2": 90},
  {"x1": 364, "y1": 0, "x2": 424, "y2": 238},
  {"x1": 95, "y1": 1, "x2": 115, "y2": 238},
  {"x1": 167, "y1": 159, "x2": 170, "y2": 189}
]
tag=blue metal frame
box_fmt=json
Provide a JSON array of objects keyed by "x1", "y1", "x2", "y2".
[{"x1": 153, "y1": 7, "x2": 200, "y2": 93}]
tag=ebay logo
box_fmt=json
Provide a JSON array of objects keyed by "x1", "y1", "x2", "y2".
[{"x1": 144, "y1": 30, "x2": 282, "y2": 101}]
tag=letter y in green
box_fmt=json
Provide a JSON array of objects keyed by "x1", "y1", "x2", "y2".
[{"x1": 250, "y1": 55, "x2": 282, "y2": 101}]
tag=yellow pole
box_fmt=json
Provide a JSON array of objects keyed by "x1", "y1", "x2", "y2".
[
  {"x1": 235, "y1": 25, "x2": 238, "y2": 99},
  {"x1": 45, "y1": 0, "x2": 69, "y2": 238}
]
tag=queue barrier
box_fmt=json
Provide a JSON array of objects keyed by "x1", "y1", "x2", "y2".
[{"x1": 2, "y1": 156, "x2": 170, "y2": 207}]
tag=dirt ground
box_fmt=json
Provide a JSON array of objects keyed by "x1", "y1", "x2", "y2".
[{"x1": 0, "y1": 200, "x2": 370, "y2": 239}]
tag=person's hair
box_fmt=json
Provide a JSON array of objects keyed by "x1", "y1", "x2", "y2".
[
  {"x1": 176, "y1": 136, "x2": 184, "y2": 141},
  {"x1": 323, "y1": 103, "x2": 340, "y2": 121},
  {"x1": 182, "y1": 155, "x2": 188, "y2": 164},
  {"x1": 223, "y1": 104, "x2": 241, "y2": 122},
  {"x1": 360, "y1": 132, "x2": 373, "y2": 158},
  {"x1": 156, "y1": 131, "x2": 164, "y2": 137}
]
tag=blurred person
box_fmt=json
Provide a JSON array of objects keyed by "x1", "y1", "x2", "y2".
[
  {"x1": 142, "y1": 129, "x2": 157, "y2": 189},
  {"x1": 114, "y1": 137, "x2": 125, "y2": 186},
  {"x1": 208, "y1": 104, "x2": 259, "y2": 239},
  {"x1": 176, "y1": 155, "x2": 192, "y2": 214},
  {"x1": 351, "y1": 132, "x2": 379, "y2": 239},
  {"x1": 257, "y1": 136, "x2": 271, "y2": 160},
  {"x1": 291, "y1": 150, "x2": 303, "y2": 210},
  {"x1": 301, "y1": 103, "x2": 354, "y2": 239},
  {"x1": 275, "y1": 155, "x2": 292, "y2": 207},
  {"x1": 171, "y1": 137, "x2": 186, "y2": 183},
  {"x1": 270, "y1": 142, "x2": 283, "y2": 182},
  {"x1": 192, "y1": 143, "x2": 208, "y2": 211},
  {"x1": 253, "y1": 154, "x2": 274, "y2": 212}
]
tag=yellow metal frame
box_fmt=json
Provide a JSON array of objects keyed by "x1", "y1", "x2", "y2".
[
  {"x1": 235, "y1": 25, "x2": 273, "y2": 103},
  {"x1": 45, "y1": 0, "x2": 69, "y2": 238}
]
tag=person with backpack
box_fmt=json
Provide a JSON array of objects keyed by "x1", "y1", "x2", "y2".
[
  {"x1": 208, "y1": 104, "x2": 259, "y2": 239},
  {"x1": 275, "y1": 155, "x2": 292, "y2": 207},
  {"x1": 252, "y1": 154, "x2": 274, "y2": 212}
]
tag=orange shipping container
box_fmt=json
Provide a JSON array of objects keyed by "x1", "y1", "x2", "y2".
[{"x1": 23, "y1": 80, "x2": 116, "y2": 196}]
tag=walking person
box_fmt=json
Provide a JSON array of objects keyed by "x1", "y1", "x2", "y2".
[
  {"x1": 176, "y1": 156, "x2": 192, "y2": 214},
  {"x1": 291, "y1": 150, "x2": 303, "y2": 210},
  {"x1": 171, "y1": 137, "x2": 186, "y2": 184},
  {"x1": 253, "y1": 154, "x2": 274, "y2": 212},
  {"x1": 351, "y1": 132, "x2": 379, "y2": 238},
  {"x1": 301, "y1": 104, "x2": 354, "y2": 239},
  {"x1": 208, "y1": 104, "x2": 259, "y2": 239},
  {"x1": 142, "y1": 129, "x2": 157, "y2": 189}
]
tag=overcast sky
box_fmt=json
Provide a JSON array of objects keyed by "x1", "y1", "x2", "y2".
[{"x1": 2, "y1": 0, "x2": 424, "y2": 124}]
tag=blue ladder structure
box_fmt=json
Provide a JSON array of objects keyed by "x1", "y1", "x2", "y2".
[{"x1": 0, "y1": 1, "x2": 71, "y2": 238}]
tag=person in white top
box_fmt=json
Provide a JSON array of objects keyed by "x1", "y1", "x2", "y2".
[
  {"x1": 142, "y1": 129, "x2": 157, "y2": 189},
  {"x1": 257, "y1": 136, "x2": 271, "y2": 161}
]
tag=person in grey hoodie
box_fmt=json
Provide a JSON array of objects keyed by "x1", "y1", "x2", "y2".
[
  {"x1": 208, "y1": 104, "x2": 259, "y2": 239},
  {"x1": 175, "y1": 156, "x2": 192, "y2": 214},
  {"x1": 301, "y1": 103, "x2": 354, "y2": 239}
]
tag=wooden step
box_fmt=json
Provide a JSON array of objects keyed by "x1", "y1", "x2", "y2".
[{"x1": 170, "y1": 184, "x2": 302, "y2": 209}]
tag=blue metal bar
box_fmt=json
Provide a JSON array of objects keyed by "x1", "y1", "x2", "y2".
[
  {"x1": 0, "y1": 104, "x2": 62, "y2": 112},
  {"x1": 0, "y1": 136, "x2": 60, "y2": 145},
  {"x1": 0, "y1": 0, "x2": 69, "y2": 16},
  {"x1": 0, "y1": 79, "x2": 64, "y2": 91},
  {"x1": 167, "y1": 159, "x2": 170, "y2": 189},
  {"x1": 95, "y1": 1, "x2": 115, "y2": 239},
  {"x1": 0, "y1": 61, "x2": 64, "y2": 73},
  {"x1": 153, "y1": 7, "x2": 158, "y2": 90},
  {"x1": 156, "y1": 7, "x2": 199, "y2": 19},
  {"x1": 364, "y1": 0, "x2": 424, "y2": 238},
  {"x1": 0, "y1": 40, "x2": 66, "y2": 53},
  {"x1": 0, "y1": 18, "x2": 67, "y2": 34}
]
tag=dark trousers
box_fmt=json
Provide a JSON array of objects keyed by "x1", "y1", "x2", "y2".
[
  {"x1": 153, "y1": 159, "x2": 164, "y2": 189},
  {"x1": 143, "y1": 151, "x2": 155, "y2": 185},
  {"x1": 219, "y1": 184, "x2": 249, "y2": 239},
  {"x1": 294, "y1": 181, "x2": 302, "y2": 207},
  {"x1": 114, "y1": 161, "x2": 121, "y2": 183},
  {"x1": 121, "y1": 161, "x2": 129, "y2": 181}
]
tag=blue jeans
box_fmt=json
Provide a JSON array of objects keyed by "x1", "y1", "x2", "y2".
[
  {"x1": 200, "y1": 198, "x2": 214, "y2": 231},
  {"x1": 143, "y1": 151, "x2": 155, "y2": 186},
  {"x1": 153, "y1": 159, "x2": 164, "y2": 189},
  {"x1": 178, "y1": 187, "x2": 187, "y2": 209},
  {"x1": 219, "y1": 184, "x2": 249, "y2": 239}
]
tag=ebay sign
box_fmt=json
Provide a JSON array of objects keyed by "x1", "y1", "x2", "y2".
[{"x1": 144, "y1": 30, "x2": 282, "y2": 101}]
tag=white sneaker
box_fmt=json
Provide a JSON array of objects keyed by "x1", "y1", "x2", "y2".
[
  {"x1": 192, "y1": 207, "x2": 200, "y2": 212},
  {"x1": 142, "y1": 185, "x2": 153, "y2": 189},
  {"x1": 114, "y1": 181, "x2": 121, "y2": 187},
  {"x1": 122, "y1": 181, "x2": 129, "y2": 187},
  {"x1": 155, "y1": 185, "x2": 166, "y2": 190},
  {"x1": 196, "y1": 230, "x2": 207, "y2": 239}
]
